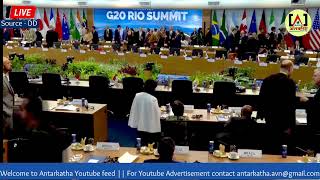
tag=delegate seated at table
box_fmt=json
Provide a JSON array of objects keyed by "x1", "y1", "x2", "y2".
[
  {"x1": 167, "y1": 100, "x2": 189, "y2": 121},
  {"x1": 144, "y1": 137, "x2": 177, "y2": 163}
]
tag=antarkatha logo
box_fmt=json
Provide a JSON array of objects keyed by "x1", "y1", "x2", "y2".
[{"x1": 285, "y1": 9, "x2": 312, "y2": 37}]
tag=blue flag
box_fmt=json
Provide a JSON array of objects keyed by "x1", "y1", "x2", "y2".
[
  {"x1": 249, "y1": 10, "x2": 257, "y2": 33},
  {"x1": 62, "y1": 13, "x2": 70, "y2": 40}
]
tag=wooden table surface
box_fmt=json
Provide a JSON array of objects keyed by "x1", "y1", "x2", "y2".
[
  {"x1": 63, "y1": 146, "x2": 304, "y2": 163},
  {"x1": 4, "y1": 46, "x2": 317, "y2": 84}
]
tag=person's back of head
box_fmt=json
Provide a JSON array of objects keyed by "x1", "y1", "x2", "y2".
[
  {"x1": 280, "y1": 60, "x2": 294, "y2": 76},
  {"x1": 171, "y1": 100, "x2": 184, "y2": 117},
  {"x1": 144, "y1": 79, "x2": 157, "y2": 95},
  {"x1": 19, "y1": 96, "x2": 43, "y2": 129},
  {"x1": 158, "y1": 137, "x2": 175, "y2": 161},
  {"x1": 241, "y1": 105, "x2": 253, "y2": 119}
]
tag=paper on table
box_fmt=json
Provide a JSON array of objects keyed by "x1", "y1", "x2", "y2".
[
  {"x1": 118, "y1": 152, "x2": 138, "y2": 163},
  {"x1": 55, "y1": 105, "x2": 77, "y2": 111}
]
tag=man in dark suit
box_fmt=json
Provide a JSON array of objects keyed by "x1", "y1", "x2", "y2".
[
  {"x1": 300, "y1": 69, "x2": 320, "y2": 133},
  {"x1": 171, "y1": 30, "x2": 181, "y2": 56},
  {"x1": 166, "y1": 26, "x2": 176, "y2": 49},
  {"x1": 238, "y1": 30, "x2": 248, "y2": 60},
  {"x1": 190, "y1": 28, "x2": 198, "y2": 45},
  {"x1": 204, "y1": 27, "x2": 212, "y2": 46},
  {"x1": 114, "y1": 25, "x2": 122, "y2": 44},
  {"x1": 135, "y1": 27, "x2": 145, "y2": 47},
  {"x1": 91, "y1": 26, "x2": 99, "y2": 44},
  {"x1": 46, "y1": 26, "x2": 58, "y2": 48},
  {"x1": 269, "y1": 27, "x2": 277, "y2": 50},
  {"x1": 225, "y1": 28, "x2": 238, "y2": 52},
  {"x1": 258, "y1": 60, "x2": 296, "y2": 153},
  {"x1": 216, "y1": 105, "x2": 258, "y2": 148},
  {"x1": 144, "y1": 137, "x2": 177, "y2": 163},
  {"x1": 103, "y1": 26, "x2": 113, "y2": 41},
  {"x1": 3, "y1": 56, "x2": 14, "y2": 138}
]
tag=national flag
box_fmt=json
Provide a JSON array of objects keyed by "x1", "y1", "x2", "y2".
[
  {"x1": 43, "y1": 9, "x2": 49, "y2": 27},
  {"x1": 70, "y1": 10, "x2": 80, "y2": 40},
  {"x1": 259, "y1": 9, "x2": 267, "y2": 34},
  {"x1": 55, "y1": 9, "x2": 62, "y2": 39},
  {"x1": 249, "y1": 10, "x2": 257, "y2": 33},
  {"x1": 76, "y1": 10, "x2": 82, "y2": 35},
  {"x1": 82, "y1": 9, "x2": 87, "y2": 27},
  {"x1": 219, "y1": 10, "x2": 228, "y2": 45},
  {"x1": 280, "y1": 9, "x2": 286, "y2": 28},
  {"x1": 211, "y1": 10, "x2": 220, "y2": 46},
  {"x1": 36, "y1": 8, "x2": 48, "y2": 37},
  {"x1": 269, "y1": 9, "x2": 275, "y2": 32},
  {"x1": 302, "y1": 9, "x2": 312, "y2": 50},
  {"x1": 310, "y1": 8, "x2": 320, "y2": 50},
  {"x1": 240, "y1": 9, "x2": 247, "y2": 32},
  {"x1": 62, "y1": 13, "x2": 70, "y2": 40},
  {"x1": 49, "y1": 8, "x2": 55, "y2": 29}
]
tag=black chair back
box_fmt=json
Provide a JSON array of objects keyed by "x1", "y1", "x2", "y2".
[
  {"x1": 266, "y1": 54, "x2": 280, "y2": 63},
  {"x1": 122, "y1": 77, "x2": 144, "y2": 94},
  {"x1": 9, "y1": 71, "x2": 29, "y2": 96},
  {"x1": 295, "y1": 55, "x2": 309, "y2": 65},
  {"x1": 215, "y1": 50, "x2": 228, "y2": 58},
  {"x1": 41, "y1": 73, "x2": 63, "y2": 100},
  {"x1": 53, "y1": 42, "x2": 61, "y2": 49},
  {"x1": 35, "y1": 41, "x2": 42, "y2": 47},
  {"x1": 213, "y1": 81, "x2": 236, "y2": 107},
  {"x1": 172, "y1": 80, "x2": 193, "y2": 103},
  {"x1": 242, "y1": 52, "x2": 257, "y2": 61},
  {"x1": 89, "y1": 75, "x2": 110, "y2": 103},
  {"x1": 91, "y1": 44, "x2": 99, "y2": 50}
]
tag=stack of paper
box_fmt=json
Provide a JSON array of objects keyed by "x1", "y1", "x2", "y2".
[
  {"x1": 55, "y1": 105, "x2": 77, "y2": 111},
  {"x1": 118, "y1": 152, "x2": 138, "y2": 163}
]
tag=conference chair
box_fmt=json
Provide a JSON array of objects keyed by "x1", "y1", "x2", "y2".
[
  {"x1": 53, "y1": 42, "x2": 62, "y2": 49},
  {"x1": 121, "y1": 77, "x2": 144, "y2": 117},
  {"x1": 91, "y1": 44, "x2": 99, "y2": 50},
  {"x1": 242, "y1": 52, "x2": 257, "y2": 61},
  {"x1": 88, "y1": 75, "x2": 110, "y2": 103},
  {"x1": 212, "y1": 81, "x2": 236, "y2": 107},
  {"x1": 35, "y1": 41, "x2": 42, "y2": 48},
  {"x1": 266, "y1": 54, "x2": 280, "y2": 63},
  {"x1": 215, "y1": 50, "x2": 228, "y2": 59},
  {"x1": 41, "y1": 73, "x2": 63, "y2": 100},
  {"x1": 9, "y1": 71, "x2": 30, "y2": 97},
  {"x1": 294, "y1": 55, "x2": 309, "y2": 66},
  {"x1": 171, "y1": 80, "x2": 193, "y2": 104}
]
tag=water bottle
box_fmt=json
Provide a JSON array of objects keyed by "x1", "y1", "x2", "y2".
[
  {"x1": 71, "y1": 134, "x2": 77, "y2": 143},
  {"x1": 209, "y1": 141, "x2": 214, "y2": 154},
  {"x1": 136, "y1": 138, "x2": 141, "y2": 153},
  {"x1": 207, "y1": 103, "x2": 211, "y2": 113},
  {"x1": 296, "y1": 80, "x2": 301, "y2": 92},
  {"x1": 282, "y1": 145, "x2": 287, "y2": 158}
]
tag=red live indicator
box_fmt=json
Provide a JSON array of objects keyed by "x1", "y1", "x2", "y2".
[{"x1": 9, "y1": 6, "x2": 36, "y2": 19}]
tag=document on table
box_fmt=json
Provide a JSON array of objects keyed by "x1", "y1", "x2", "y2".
[
  {"x1": 118, "y1": 152, "x2": 138, "y2": 163},
  {"x1": 55, "y1": 105, "x2": 77, "y2": 111}
]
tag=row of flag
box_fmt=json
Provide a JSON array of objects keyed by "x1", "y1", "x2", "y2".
[
  {"x1": 211, "y1": 9, "x2": 320, "y2": 50},
  {"x1": 36, "y1": 8, "x2": 87, "y2": 40}
]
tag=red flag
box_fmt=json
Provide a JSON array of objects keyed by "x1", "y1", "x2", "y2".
[
  {"x1": 240, "y1": 9, "x2": 247, "y2": 32},
  {"x1": 302, "y1": 33, "x2": 312, "y2": 50},
  {"x1": 284, "y1": 34, "x2": 294, "y2": 48},
  {"x1": 55, "y1": 8, "x2": 62, "y2": 40},
  {"x1": 258, "y1": 9, "x2": 267, "y2": 34},
  {"x1": 43, "y1": 8, "x2": 49, "y2": 27}
]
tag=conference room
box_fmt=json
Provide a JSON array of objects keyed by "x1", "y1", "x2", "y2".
[{"x1": 2, "y1": 0, "x2": 320, "y2": 164}]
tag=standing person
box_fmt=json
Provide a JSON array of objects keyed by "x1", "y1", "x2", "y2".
[
  {"x1": 114, "y1": 25, "x2": 122, "y2": 44},
  {"x1": 258, "y1": 60, "x2": 296, "y2": 153},
  {"x1": 135, "y1": 27, "x2": 145, "y2": 47},
  {"x1": 197, "y1": 28, "x2": 204, "y2": 45},
  {"x1": 127, "y1": 28, "x2": 135, "y2": 51},
  {"x1": 204, "y1": 27, "x2": 212, "y2": 46},
  {"x1": 238, "y1": 30, "x2": 248, "y2": 60},
  {"x1": 82, "y1": 27, "x2": 93, "y2": 45},
  {"x1": 171, "y1": 30, "x2": 181, "y2": 56},
  {"x1": 80, "y1": 23, "x2": 86, "y2": 44},
  {"x1": 225, "y1": 27, "x2": 238, "y2": 52},
  {"x1": 128, "y1": 80, "x2": 161, "y2": 146},
  {"x1": 103, "y1": 26, "x2": 113, "y2": 42},
  {"x1": 246, "y1": 33, "x2": 259, "y2": 54},
  {"x1": 46, "y1": 26, "x2": 58, "y2": 48},
  {"x1": 91, "y1": 26, "x2": 99, "y2": 44},
  {"x1": 35, "y1": 28, "x2": 43, "y2": 43},
  {"x1": 167, "y1": 26, "x2": 176, "y2": 49},
  {"x1": 269, "y1": 27, "x2": 277, "y2": 50},
  {"x1": 3, "y1": 57, "x2": 14, "y2": 138},
  {"x1": 190, "y1": 28, "x2": 198, "y2": 45},
  {"x1": 22, "y1": 28, "x2": 36, "y2": 46}
]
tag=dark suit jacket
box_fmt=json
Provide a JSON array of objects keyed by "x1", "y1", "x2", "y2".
[
  {"x1": 225, "y1": 34, "x2": 237, "y2": 51},
  {"x1": 144, "y1": 159, "x2": 177, "y2": 163},
  {"x1": 258, "y1": 73, "x2": 296, "y2": 131},
  {"x1": 246, "y1": 38, "x2": 259, "y2": 53},
  {"x1": 92, "y1": 31, "x2": 99, "y2": 44},
  {"x1": 35, "y1": 31, "x2": 43, "y2": 42},
  {"x1": 114, "y1": 29, "x2": 121, "y2": 44},
  {"x1": 3, "y1": 74, "x2": 14, "y2": 131},
  {"x1": 134, "y1": 31, "x2": 146, "y2": 47},
  {"x1": 103, "y1": 29, "x2": 113, "y2": 41},
  {"x1": 306, "y1": 88, "x2": 320, "y2": 133},
  {"x1": 205, "y1": 31, "x2": 213, "y2": 46},
  {"x1": 190, "y1": 31, "x2": 198, "y2": 45},
  {"x1": 46, "y1": 30, "x2": 58, "y2": 47},
  {"x1": 166, "y1": 31, "x2": 176, "y2": 47},
  {"x1": 173, "y1": 34, "x2": 181, "y2": 49}
]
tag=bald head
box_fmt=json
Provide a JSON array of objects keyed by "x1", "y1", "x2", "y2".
[
  {"x1": 3, "y1": 57, "x2": 12, "y2": 73},
  {"x1": 280, "y1": 60, "x2": 294, "y2": 76},
  {"x1": 313, "y1": 68, "x2": 320, "y2": 87},
  {"x1": 241, "y1": 105, "x2": 253, "y2": 118}
]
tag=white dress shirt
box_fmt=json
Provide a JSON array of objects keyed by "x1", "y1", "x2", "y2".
[{"x1": 128, "y1": 92, "x2": 161, "y2": 133}]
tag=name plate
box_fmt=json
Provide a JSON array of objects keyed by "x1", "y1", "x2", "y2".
[
  {"x1": 259, "y1": 62, "x2": 268, "y2": 67},
  {"x1": 80, "y1": 50, "x2": 86, "y2": 54},
  {"x1": 140, "y1": 53, "x2": 147, "y2": 57},
  {"x1": 234, "y1": 60, "x2": 243, "y2": 65},
  {"x1": 7, "y1": 46, "x2": 13, "y2": 49},
  {"x1": 174, "y1": 146, "x2": 189, "y2": 154},
  {"x1": 160, "y1": 55, "x2": 168, "y2": 59},
  {"x1": 96, "y1": 142, "x2": 120, "y2": 151},
  {"x1": 185, "y1": 57, "x2": 192, "y2": 61},
  {"x1": 294, "y1": 65, "x2": 300, "y2": 69},
  {"x1": 42, "y1": 48, "x2": 48, "y2": 51},
  {"x1": 118, "y1": 52, "x2": 125, "y2": 56},
  {"x1": 61, "y1": 49, "x2": 67, "y2": 53},
  {"x1": 100, "y1": 51, "x2": 106, "y2": 55},
  {"x1": 23, "y1": 47, "x2": 29, "y2": 51},
  {"x1": 238, "y1": 149, "x2": 262, "y2": 158},
  {"x1": 207, "y1": 58, "x2": 215, "y2": 62}
]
